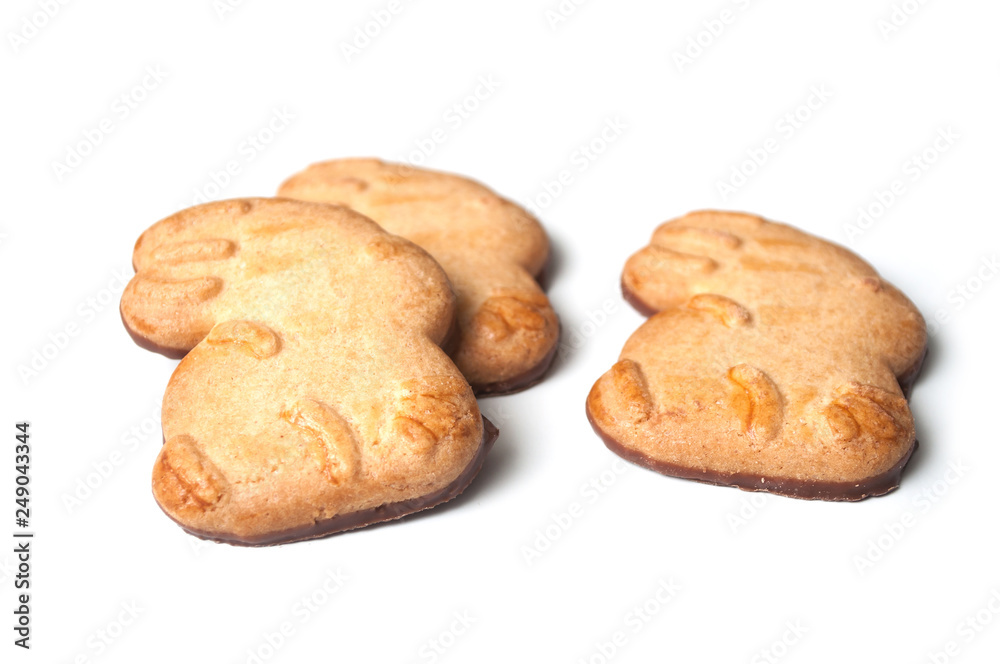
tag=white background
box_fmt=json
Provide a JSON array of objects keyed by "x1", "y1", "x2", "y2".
[{"x1": 2, "y1": 0, "x2": 999, "y2": 662}]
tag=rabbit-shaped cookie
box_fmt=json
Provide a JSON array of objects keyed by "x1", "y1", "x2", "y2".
[
  {"x1": 587, "y1": 211, "x2": 926, "y2": 500},
  {"x1": 122, "y1": 198, "x2": 494, "y2": 543}
]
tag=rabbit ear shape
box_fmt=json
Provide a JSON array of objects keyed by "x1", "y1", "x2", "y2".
[{"x1": 121, "y1": 275, "x2": 223, "y2": 352}]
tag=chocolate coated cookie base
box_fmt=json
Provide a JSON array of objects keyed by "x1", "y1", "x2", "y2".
[
  {"x1": 166, "y1": 417, "x2": 499, "y2": 546},
  {"x1": 588, "y1": 402, "x2": 917, "y2": 500},
  {"x1": 472, "y1": 339, "x2": 559, "y2": 396}
]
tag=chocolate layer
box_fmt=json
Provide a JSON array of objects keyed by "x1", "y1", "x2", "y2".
[
  {"x1": 167, "y1": 416, "x2": 499, "y2": 546},
  {"x1": 587, "y1": 406, "x2": 918, "y2": 501},
  {"x1": 472, "y1": 334, "x2": 559, "y2": 396},
  {"x1": 470, "y1": 256, "x2": 560, "y2": 397}
]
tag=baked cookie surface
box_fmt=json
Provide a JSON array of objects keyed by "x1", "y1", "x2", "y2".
[
  {"x1": 121, "y1": 198, "x2": 493, "y2": 544},
  {"x1": 587, "y1": 211, "x2": 927, "y2": 500},
  {"x1": 278, "y1": 158, "x2": 559, "y2": 395}
]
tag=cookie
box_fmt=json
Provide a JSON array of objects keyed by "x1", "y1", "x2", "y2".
[
  {"x1": 277, "y1": 158, "x2": 559, "y2": 395},
  {"x1": 587, "y1": 210, "x2": 927, "y2": 500},
  {"x1": 120, "y1": 198, "x2": 496, "y2": 544}
]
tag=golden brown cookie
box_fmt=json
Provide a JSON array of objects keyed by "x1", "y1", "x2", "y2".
[
  {"x1": 587, "y1": 211, "x2": 927, "y2": 500},
  {"x1": 121, "y1": 198, "x2": 495, "y2": 544},
  {"x1": 277, "y1": 158, "x2": 559, "y2": 395}
]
